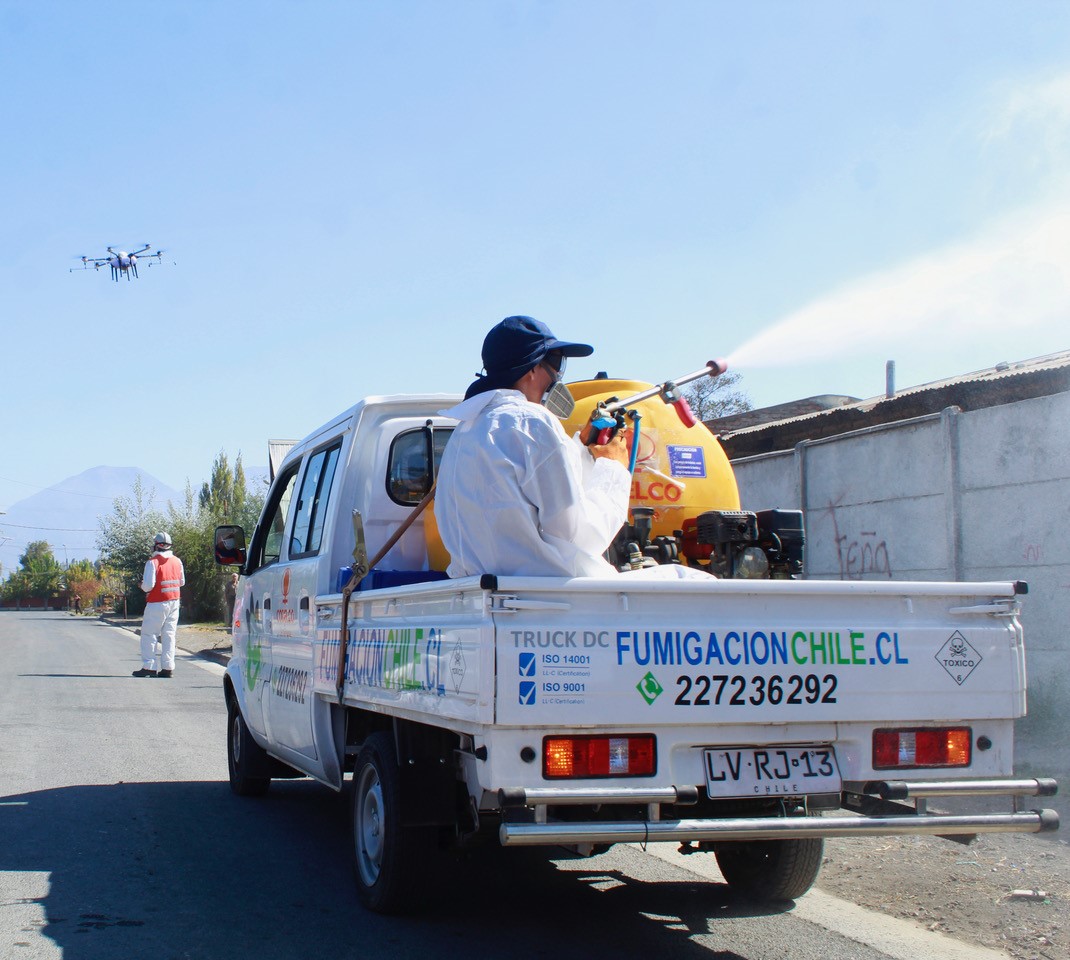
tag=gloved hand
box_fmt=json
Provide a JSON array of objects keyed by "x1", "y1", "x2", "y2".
[
  {"x1": 580, "y1": 407, "x2": 618, "y2": 446},
  {"x1": 590, "y1": 431, "x2": 630, "y2": 467}
]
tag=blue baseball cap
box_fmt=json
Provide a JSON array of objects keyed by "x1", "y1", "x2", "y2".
[{"x1": 465, "y1": 316, "x2": 593, "y2": 399}]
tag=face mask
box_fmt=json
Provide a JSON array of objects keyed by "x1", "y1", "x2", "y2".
[{"x1": 543, "y1": 378, "x2": 576, "y2": 419}]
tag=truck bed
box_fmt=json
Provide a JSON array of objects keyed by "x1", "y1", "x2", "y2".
[{"x1": 309, "y1": 575, "x2": 1026, "y2": 786}]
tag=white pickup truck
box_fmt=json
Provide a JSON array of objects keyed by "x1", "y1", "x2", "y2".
[{"x1": 214, "y1": 386, "x2": 1058, "y2": 914}]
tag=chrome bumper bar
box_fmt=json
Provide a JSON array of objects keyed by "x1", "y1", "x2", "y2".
[
  {"x1": 497, "y1": 776, "x2": 1059, "y2": 847},
  {"x1": 500, "y1": 809, "x2": 1059, "y2": 847},
  {"x1": 847, "y1": 777, "x2": 1059, "y2": 800}
]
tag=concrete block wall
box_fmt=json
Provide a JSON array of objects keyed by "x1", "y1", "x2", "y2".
[{"x1": 729, "y1": 391, "x2": 1070, "y2": 777}]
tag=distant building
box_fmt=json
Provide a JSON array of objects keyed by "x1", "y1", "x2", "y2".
[{"x1": 710, "y1": 350, "x2": 1070, "y2": 459}]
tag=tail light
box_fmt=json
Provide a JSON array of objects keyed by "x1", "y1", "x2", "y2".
[
  {"x1": 873, "y1": 727, "x2": 971, "y2": 770},
  {"x1": 543, "y1": 734, "x2": 656, "y2": 779}
]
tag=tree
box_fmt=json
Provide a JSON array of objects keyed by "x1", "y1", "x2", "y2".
[
  {"x1": 96, "y1": 474, "x2": 168, "y2": 616},
  {"x1": 199, "y1": 450, "x2": 259, "y2": 529},
  {"x1": 682, "y1": 370, "x2": 752, "y2": 422},
  {"x1": 188, "y1": 452, "x2": 264, "y2": 621},
  {"x1": 98, "y1": 564, "x2": 129, "y2": 607},
  {"x1": 97, "y1": 452, "x2": 266, "y2": 624},
  {"x1": 169, "y1": 482, "x2": 222, "y2": 622},
  {"x1": 19, "y1": 541, "x2": 64, "y2": 598},
  {"x1": 1, "y1": 541, "x2": 65, "y2": 602},
  {"x1": 66, "y1": 558, "x2": 103, "y2": 609},
  {"x1": 200, "y1": 450, "x2": 234, "y2": 517},
  {"x1": 237, "y1": 456, "x2": 267, "y2": 534}
]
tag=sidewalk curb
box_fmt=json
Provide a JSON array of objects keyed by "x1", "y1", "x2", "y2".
[{"x1": 98, "y1": 614, "x2": 232, "y2": 668}]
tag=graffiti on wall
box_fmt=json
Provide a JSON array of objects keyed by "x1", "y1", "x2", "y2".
[{"x1": 823, "y1": 498, "x2": 894, "y2": 580}]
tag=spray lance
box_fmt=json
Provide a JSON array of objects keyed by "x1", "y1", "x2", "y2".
[{"x1": 585, "y1": 358, "x2": 730, "y2": 471}]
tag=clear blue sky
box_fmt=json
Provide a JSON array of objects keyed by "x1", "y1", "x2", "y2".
[{"x1": 2, "y1": 1, "x2": 1069, "y2": 515}]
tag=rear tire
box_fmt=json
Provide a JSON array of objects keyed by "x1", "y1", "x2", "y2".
[
  {"x1": 351, "y1": 731, "x2": 422, "y2": 913},
  {"x1": 715, "y1": 837, "x2": 824, "y2": 901},
  {"x1": 227, "y1": 698, "x2": 271, "y2": 797}
]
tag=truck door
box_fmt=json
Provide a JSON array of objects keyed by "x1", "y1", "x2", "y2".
[
  {"x1": 242, "y1": 462, "x2": 300, "y2": 746},
  {"x1": 264, "y1": 440, "x2": 342, "y2": 760}
]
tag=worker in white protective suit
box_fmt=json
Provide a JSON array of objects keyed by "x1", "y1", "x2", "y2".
[
  {"x1": 133, "y1": 531, "x2": 185, "y2": 678},
  {"x1": 436, "y1": 315, "x2": 632, "y2": 578}
]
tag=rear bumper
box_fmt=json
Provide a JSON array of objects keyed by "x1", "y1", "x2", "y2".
[
  {"x1": 501, "y1": 809, "x2": 1058, "y2": 846},
  {"x1": 497, "y1": 776, "x2": 1059, "y2": 847}
]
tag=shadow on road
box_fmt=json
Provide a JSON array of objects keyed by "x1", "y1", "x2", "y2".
[{"x1": 0, "y1": 778, "x2": 790, "y2": 959}]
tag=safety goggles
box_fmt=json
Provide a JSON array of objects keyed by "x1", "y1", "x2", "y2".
[{"x1": 541, "y1": 351, "x2": 567, "y2": 379}]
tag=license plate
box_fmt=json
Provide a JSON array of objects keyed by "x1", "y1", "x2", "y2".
[{"x1": 703, "y1": 746, "x2": 841, "y2": 799}]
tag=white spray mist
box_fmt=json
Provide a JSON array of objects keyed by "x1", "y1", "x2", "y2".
[{"x1": 725, "y1": 205, "x2": 1070, "y2": 372}]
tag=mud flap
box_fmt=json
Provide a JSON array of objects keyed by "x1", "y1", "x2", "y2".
[{"x1": 393, "y1": 718, "x2": 459, "y2": 826}]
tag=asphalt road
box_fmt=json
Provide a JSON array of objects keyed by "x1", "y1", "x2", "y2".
[{"x1": 0, "y1": 611, "x2": 1009, "y2": 960}]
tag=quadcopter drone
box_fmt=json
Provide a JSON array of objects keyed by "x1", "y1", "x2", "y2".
[{"x1": 70, "y1": 244, "x2": 165, "y2": 281}]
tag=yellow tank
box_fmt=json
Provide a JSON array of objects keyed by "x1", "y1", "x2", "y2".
[
  {"x1": 423, "y1": 378, "x2": 740, "y2": 570},
  {"x1": 424, "y1": 497, "x2": 450, "y2": 572},
  {"x1": 562, "y1": 378, "x2": 741, "y2": 542}
]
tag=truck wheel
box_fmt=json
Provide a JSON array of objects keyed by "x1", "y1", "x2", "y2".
[
  {"x1": 715, "y1": 837, "x2": 824, "y2": 901},
  {"x1": 227, "y1": 699, "x2": 271, "y2": 797},
  {"x1": 351, "y1": 732, "x2": 421, "y2": 913}
]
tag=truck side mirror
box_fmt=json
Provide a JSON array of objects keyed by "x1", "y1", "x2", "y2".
[{"x1": 214, "y1": 524, "x2": 247, "y2": 566}]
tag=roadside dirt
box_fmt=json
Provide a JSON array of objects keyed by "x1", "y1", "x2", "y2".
[
  {"x1": 175, "y1": 620, "x2": 233, "y2": 665},
  {"x1": 818, "y1": 815, "x2": 1070, "y2": 960},
  {"x1": 105, "y1": 613, "x2": 1069, "y2": 958},
  {"x1": 820, "y1": 738, "x2": 1070, "y2": 960},
  {"x1": 100, "y1": 614, "x2": 233, "y2": 666}
]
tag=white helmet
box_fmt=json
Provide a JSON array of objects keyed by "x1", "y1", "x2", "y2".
[{"x1": 154, "y1": 532, "x2": 172, "y2": 549}]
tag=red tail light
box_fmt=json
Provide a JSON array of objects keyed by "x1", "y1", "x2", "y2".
[
  {"x1": 873, "y1": 727, "x2": 971, "y2": 770},
  {"x1": 543, "y1": 734, "x2": 656, "y2": 779}
]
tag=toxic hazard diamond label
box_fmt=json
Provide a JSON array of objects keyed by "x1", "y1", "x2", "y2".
[
  {"x1": 935, "y1": 631, "x2": 982, "y2": 686},
  {"x1": 450, "y1": 644, "x2": 467, "y2": 692}
]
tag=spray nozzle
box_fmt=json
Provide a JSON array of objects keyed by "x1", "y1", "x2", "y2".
[
  {"x1": 588, "y1": 358, "x2": 729, "y2": 435},
  {"x1": 599, "y1": 359, "x2": 728, "y2": 416},
  {"x1": 586, "y1": 404, "x2": 626, "y2": 446}
]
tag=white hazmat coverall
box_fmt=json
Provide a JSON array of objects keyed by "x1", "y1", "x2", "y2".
[
  {"x1": 436, "y1": 389, "x2": 631, "y2": 578},
  {"x1": 140, "y1": 550, "x2": 185, "y2": 671}
]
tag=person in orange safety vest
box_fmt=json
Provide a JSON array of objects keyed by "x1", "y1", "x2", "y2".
[{"x1": 133, "y1": 532, "x2": 185, "y2": 678}]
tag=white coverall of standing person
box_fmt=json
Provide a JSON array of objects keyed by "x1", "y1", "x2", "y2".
[{"x1": 134, "y1": 532, "x2": 185, "y2": 678}]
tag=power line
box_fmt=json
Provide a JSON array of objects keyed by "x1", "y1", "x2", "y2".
[
  {"x1": 0, "y1": 522, "x2": 97, "y2": 532},
  {"x1": 0, "y1": 474, "x2": 118, "y2": 501},
  {"x1": 0, "y1": 542, "x2": 98, "y2": 552}
]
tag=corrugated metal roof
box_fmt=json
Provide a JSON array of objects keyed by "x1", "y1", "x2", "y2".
[
  {"x1": 714, "y1": 349, "x2": 1070, "y2": 440},
  {"x1": 867, "y1": 349, "x2": 1070, "y2": 403},
  {"x1": 711, "y1": 349, "x2": 1070, "y2": 460}
]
